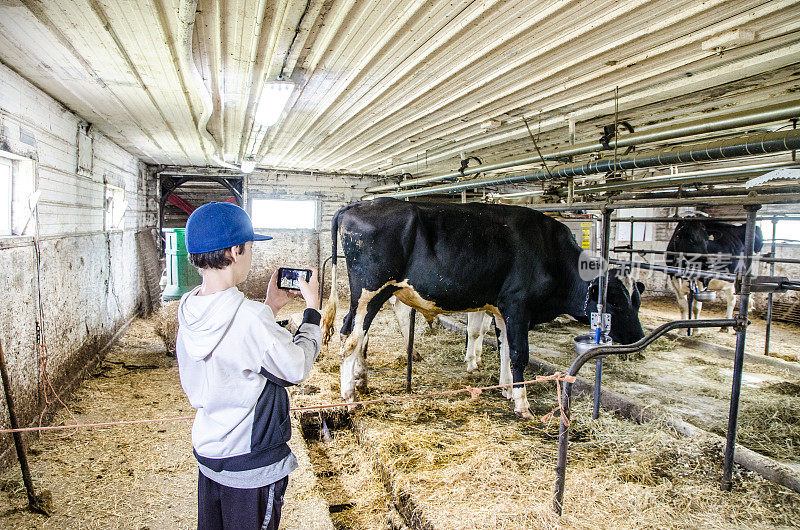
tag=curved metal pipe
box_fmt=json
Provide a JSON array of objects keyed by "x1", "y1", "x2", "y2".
[
  {"x1": 552, "y1": 317, "x2": 737, "y2": 515},
  {"x1": 369, "y1": 129, "x2": 800, "y2": 199},
  {"x1": 177, "y1": 0, "x2": 239, "y2": 171},
  {"x1": 366, "y1": 101, "x2": 800, "y2": 194}
]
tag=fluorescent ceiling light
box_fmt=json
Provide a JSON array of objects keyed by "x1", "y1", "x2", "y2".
[
  {"x1": 241, "y1": 160, "x2": 256, "y2": 173},
  {"x1": 255, "y1": 82, "x2": 294, "y2": 126}
]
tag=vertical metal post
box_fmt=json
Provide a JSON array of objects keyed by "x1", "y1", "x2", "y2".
[
  {"x1": 765, "y1": 218, "x2": 776, "y2": 356},
  {"x1": 0, "y1": 340, "x2": 39, "y2": 510},
  {"x1": 567, "y1": 118, "x2": 575, "y2": 205},
  {"x1": 721, "y1": 204, "x2": 760, "y2": 491},
  {"x1": 406, "y1": 308, "x2": 416, "y2": 393},
  {"x1": 593, "y1": 207, "x2": 613, "y2": 420}
]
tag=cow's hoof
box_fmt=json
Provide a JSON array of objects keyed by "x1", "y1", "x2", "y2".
[
  {"x1": 514, "y1": 408, "x2": 535, "y2": 420},
  {"x1": 501, "y1": 388, "x2": 513, "y2": 400},
  {"x1": 466, "y1": 363, "x2": 478, "y2": 373},
  {"x1": 412, "y1": 351, "x2": 423, "y2": 362}
]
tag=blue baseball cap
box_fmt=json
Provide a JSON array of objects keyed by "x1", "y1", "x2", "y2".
[{"x1": 185, "y1": 202, "x2": 272, "y2": 254}]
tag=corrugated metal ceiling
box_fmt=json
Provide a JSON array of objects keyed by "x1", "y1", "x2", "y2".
[{"x1": 0, "y1": 0, "x2": 798, "y2": 177}]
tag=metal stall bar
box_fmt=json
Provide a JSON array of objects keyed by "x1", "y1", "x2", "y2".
[
  {"x1": 607, "y1": 258, "x2": 737, "y2": 283},
  {"x1": 721, "y1": 204, "x2": 760, "y2": 491},
  {"x1": 552, "y1": 318, "x2": 738, "y2": 515},
  {"x1": 406, "y1": 309, "x2": 416, "y2": 393},
  {"x1": 605, "y1": 214, "x2": 800, "y2": 223},
  {"x1": 765, "y1": 219, "x2": 777, "y2": 356},
  {"x1": 366, "y1": 101, "x2": 800, "y2": 193},
  {"x1": 593, "y1": 208, "x2": 612, "y2": 419},
  {"x1": 610, "y1": 247, "x2": 800, "y2": 265},
  {"x1": 369, "y1": 129, "x2": 800, "y2": 199},
  {"x1": 604, "y1": 184, "x2": 800, "y2": 201}
]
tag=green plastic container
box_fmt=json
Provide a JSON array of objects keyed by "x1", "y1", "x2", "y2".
[{"x1": 162, "y1": 228, "x2": 202, "y2": 301}]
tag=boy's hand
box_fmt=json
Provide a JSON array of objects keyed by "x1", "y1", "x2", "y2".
[
  {"x1": 297, "y1": 268, "x2": 320, "y2": 310},
  {"x1": 266, "y1": 269, "x2": 296, "y2": 316}
]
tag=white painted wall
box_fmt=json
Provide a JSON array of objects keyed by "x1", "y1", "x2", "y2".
[
  {"x1": 240, "y1": 169, "x2": 372, "y2": 299},
  {"x1": 0, "y1": 61, "x2": 156, "y2": 468}
]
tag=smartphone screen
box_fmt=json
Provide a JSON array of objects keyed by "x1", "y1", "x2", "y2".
[{"x1": 277, "y1": 267, "x2": 311, "y2": 291}]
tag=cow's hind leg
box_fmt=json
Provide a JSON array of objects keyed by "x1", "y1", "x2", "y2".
[
  {"x1": 502, "y1": 312, "x2": 533, "y2": 420},
  {"x1": 691, "y1": 299, "x2": 703, "y2": 320},
  {"x1": 721, "y1": 283, "x2": 736, "y2": 333},
  {"x1": 465, "y1": 312, "x2": 490, "y2": 373},
  {"x1": 340, "y1": 286, "x2": 398, "y2": 401},
  {"x1": 668, "y1": 276, "x2": 690, "y2": 320},
  {"x1": 339, "y1": 296, "x2": 362, "y2": 402},
  {"x1": 494, "y1": 316, "x2": 513, "y2": 400},
  {"x1": 389, "y1": 297, "x2": 422, "y2": 361}
]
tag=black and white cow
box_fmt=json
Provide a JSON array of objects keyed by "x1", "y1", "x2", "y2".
[
  {"x1": 665, "y1": 217, "x2": 763, "y2": 332},
  {"x1": 464, "y1": 266, "x2": 643, "y2": 373},
  {"x1": 321, "y1": 198, "x2": 645, "y2": 418}
]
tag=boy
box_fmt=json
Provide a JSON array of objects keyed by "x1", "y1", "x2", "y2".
[{"x1": 176, "y1": 201, "x2": 322, "y2": 530}]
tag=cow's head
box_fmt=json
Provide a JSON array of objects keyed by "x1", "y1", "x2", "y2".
[
  {"x1": 587, "y1": 270, "x2": 645, "y2": 344},
  {"x1": 666, "y1": 220, "x2": 709, "y2": 267}
]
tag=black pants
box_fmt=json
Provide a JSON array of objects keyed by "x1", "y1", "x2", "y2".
[{"x1": 197, "y1": 470, "x2": 289, "y2": 530}]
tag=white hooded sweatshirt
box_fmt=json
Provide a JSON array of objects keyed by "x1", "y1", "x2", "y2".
[{"x1": 177, "y1": 285, "x2": 321, "y2": 487}]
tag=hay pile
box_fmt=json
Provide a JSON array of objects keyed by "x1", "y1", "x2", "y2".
[
  {"x1": 723, "y1": 381, "x2": 800, "y2": 462},
  {"x1": 295, "y1": 306, "x2": 800, "y2": 529},
  {"x1": 154, "y1": 301, "x2": 179, "y2": 356},
  {"x1": 0, "y1": 318, "x2": 197, "y2": 528}
]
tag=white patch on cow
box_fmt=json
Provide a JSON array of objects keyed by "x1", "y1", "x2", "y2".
[
  {"x1": 465, "y1": 311, "x2": 492, "y2": 372},
  {"x1": 339, "y1": 288, "x2": 377, "y2": 402},
  {"x1": 512, "y1": 386, "x2": 532, "y2": 418},
  {"x1": 391, "y1": 280, "x2": 498, "y2": 322},
  {"x1": 667, "y1": 277, "x2": 740, "y2": 333},
  {"x1": 494, "y1": 315, "x2": 532, "y2": 417},
  {"x1": 389, "y1": 296, "x2": 421, "y2": 360},
  {"x1": 494, "y1": 316, "x2": 513, "y2": 399}
]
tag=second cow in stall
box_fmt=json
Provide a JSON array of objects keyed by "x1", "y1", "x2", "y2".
[{"x1": 665, "y1": 217, "x2": 763, "y2": 333}]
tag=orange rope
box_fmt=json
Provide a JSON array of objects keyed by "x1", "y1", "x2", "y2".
[{"x1": 0, "y1": 373, "x2": 576, "y2": 435}]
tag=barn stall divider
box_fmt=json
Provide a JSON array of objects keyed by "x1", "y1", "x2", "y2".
[
  {"x1": 363, "y1": 109, "x2": 800, "y2": 514},
  {"x1": 354, "y1": 192, "x2": 800, "y2": 516},
  {"x1": 521, "y1": 196, "x2": 800, "y2": 515}
]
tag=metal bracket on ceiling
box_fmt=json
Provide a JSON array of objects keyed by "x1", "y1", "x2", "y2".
[
  {"x1": 457, "y1": 156, "x2": 482, "y2": 180},
  {"x1": 598, "y1": 121, "x2": 635, "y2": 154}
]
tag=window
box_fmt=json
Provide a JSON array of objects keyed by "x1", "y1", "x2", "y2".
[
  {"x1": 758, "y1": 219, "x2": 800, "y2": 244},
  {"x1": 0, "y1": 153, "x2": 36, "y2": 236},
  {"x1": 251, "y1": 199, "x2": 317, "y2": 229},
  {"x1": 616, "y1": 208, "x2": 653, "y2": 242},
  {"x1": 0, "y1": 157, "x2": 10, "y2": 235}
]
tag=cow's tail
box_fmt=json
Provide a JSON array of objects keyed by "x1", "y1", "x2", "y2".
[{"x1": 321, "y1": 207, "x2": 343, "y2": 345}]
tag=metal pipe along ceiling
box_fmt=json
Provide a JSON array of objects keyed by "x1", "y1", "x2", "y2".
[
  {"x1": 369, "y1": 129, "x2": 800, "y2": 199},
  {"x1": 177, "y1": 0, "x2": 238, "y2": 171},
  {"x1": 491, "y1": 161, "x2": 800, "y2": 199},
  {"x1": 365, "y1": 100, "x2": 800, "y2": 193}
]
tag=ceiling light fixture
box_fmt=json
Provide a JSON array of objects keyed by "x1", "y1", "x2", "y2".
[
  {"x1": 254, "y1": 82, "x2": 294, "y2": 126},
  {"x1": 241, "y1": 159, "x2": 256, "y2": 173}
]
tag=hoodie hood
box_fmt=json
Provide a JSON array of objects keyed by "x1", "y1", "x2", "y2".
[{"x1": 178, "y1": 286, "x2": 245, "y2": 360}]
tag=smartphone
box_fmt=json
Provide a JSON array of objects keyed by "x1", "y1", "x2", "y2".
[{"x1": 277, "y1": 267, "x2": 311, "y2": 291}]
